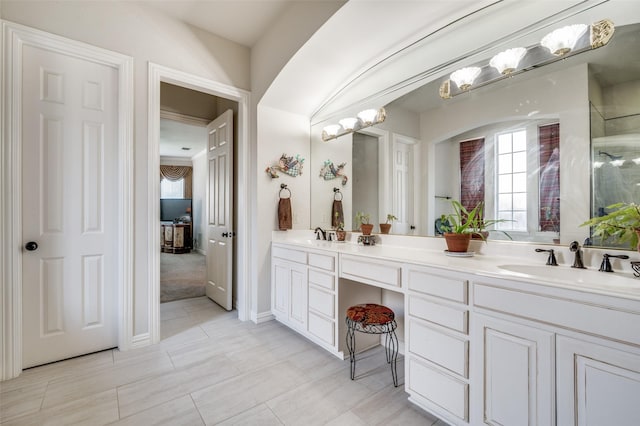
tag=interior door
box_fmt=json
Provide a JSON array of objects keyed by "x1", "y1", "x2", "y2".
[
  {"x1": 21, "y1": 44, "x2": 119, "y2": 368},
  {"x1": 205, "y1": 109, "x2": 234, "y2": 310},
  {"x1": 393, "y1": 137, "x2": 415, "y2": 234}
]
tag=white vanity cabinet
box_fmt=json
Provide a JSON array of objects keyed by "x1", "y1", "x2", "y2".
[
  {"x1": 271, "y1": 243, "x2": 339, "y2": 352},
  {"x1": 271, "y1": 245, "x2": 309, "y2": 332},
  {"x1": 472, "y1": 278, "x2": 640, "y2": 426},
  {"x1": 471, "y1": 314, "x2": 554, "y2": 426},
  {"x1": 556, "y1": 335, "x2": 640, "y2": 426},
  {"x1": 404, "y1": 264, "x2": 471, "y2": 425}
]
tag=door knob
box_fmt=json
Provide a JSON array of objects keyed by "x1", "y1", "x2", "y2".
[{"x1": 25, "y1": 241, "x2": 38, "y2": 251}]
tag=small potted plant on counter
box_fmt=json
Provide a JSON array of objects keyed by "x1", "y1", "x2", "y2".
[
  {"x1": 580, "y1": 202, "x2": 640, "y2": 252},
  {"x1": 379, "y1": 214, "x2": 397, "y2": 234},
  {"x1": 355, "y1": 211, "x2": 374, "y2": 235},
  {"x1": 440, "y1": 200, "x2": 481, "y2": 252}
]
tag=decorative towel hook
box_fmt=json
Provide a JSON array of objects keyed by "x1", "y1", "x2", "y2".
[
  {"x1": 279, "y1": 183, "x2": 291, "y2": 198},
  {"x1": 333, "y1": 187, "x2": 343, "y2": 201}
]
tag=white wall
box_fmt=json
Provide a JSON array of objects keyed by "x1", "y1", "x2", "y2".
[
  {"x1": 251, "y1": 3, "x2": 344, "y2": 321},
  {"x1": 1, "y1": 1, "x2": 250, "y2": 337},
  {"x1": 254, "y1": 105, "x2": 311, "y2": 319}
]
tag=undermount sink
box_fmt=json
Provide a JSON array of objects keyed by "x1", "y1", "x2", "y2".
[{"x1": 497, "y1": 264, "x2": 637, "y2": 287}]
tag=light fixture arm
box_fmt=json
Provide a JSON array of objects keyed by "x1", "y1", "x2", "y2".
[
  {"x1": 440, "y1": 19, "x2": 615, "y2": 99},
  {"x1": 322, "y1": 107, "x2": 386, "y2": 142}
]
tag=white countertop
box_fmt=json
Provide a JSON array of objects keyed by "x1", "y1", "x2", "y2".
[{"x1": 272, "y1": 231, "x2": 640, "y2": 302}]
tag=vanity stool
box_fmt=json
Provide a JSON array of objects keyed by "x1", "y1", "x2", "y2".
[{"x1": 345, "y1": 303, "x2": 399, "y2": 387}]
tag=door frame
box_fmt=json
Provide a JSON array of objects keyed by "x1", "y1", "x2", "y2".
[
  {"x1": 0, "y1": 21, "x2": 134, "y2": 380},
  {"x1": 147, "y1": 63, "x2": 251, "y2": 343}
]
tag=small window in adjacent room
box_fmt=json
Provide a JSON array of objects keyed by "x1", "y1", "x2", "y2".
[
  {"x1": 496, "y1": 129, "x2": 527, "y2": 231},
  {"x1": 161, "y1": 177, "x2": 185, "y2": 199}
]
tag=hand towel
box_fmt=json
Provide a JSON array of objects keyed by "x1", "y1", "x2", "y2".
[{"x1": 278, "y1": 197, "x2": 292, "y2": 230}]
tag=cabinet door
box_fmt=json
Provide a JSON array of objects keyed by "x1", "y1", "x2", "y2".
[
  {"x1": 272, "y1": 260, "x2": 291, "y2": 319},
  {"x1": 289, "y1": 262, "x2": 308, "y2": 329},
  {"x1": 557, "y1": 335, "x2": 640, "y2": 426},
  {"x1": 472, "y1": 314, "x2": 554, "y2": 426},
  {"x1": 271, "y1": 258, "x2": 307, "y2": 329}
]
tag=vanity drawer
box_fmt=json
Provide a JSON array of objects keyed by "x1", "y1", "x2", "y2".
[
  {"x1": 408, "y1": 357, "x2": 468, "y2": 421},
  {"x1": 407, "y1": 268, "x2": 468, "y2": 304},
  {"x1": 308, "y1": 252, "x2": 335, "y2": 271},
  {"x1": 308, "y1": 312, "x2": 335, "y2": 346},
  {"x1": 340, "y1": 254, "x2": 401, "y2": 288},
  {"x1": 308, "y1": 269, "x2": 334, "y2": 290},
  {"x1": 272, "y1": 245, "x2": 307, "y2": 264},
  {"x1": 474, "y1": 283, "x2": 640, "y2": 345},
  {"x1": 409, "y1": 319, "x2": 468, "y2": 378},
  {"x1": 308, "y1": 286, "x2": 335, "y2": 317},
  {"x1": 408, "y1": 296, "x2": 468, "y2": 334}
]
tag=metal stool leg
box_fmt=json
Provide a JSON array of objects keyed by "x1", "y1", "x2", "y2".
[
  {"x1": 388, "y1": 322, "x2": 399, "y2": 387},
  {"x1": 345, "y1": 318, "x2": 357, "y2": 380}
]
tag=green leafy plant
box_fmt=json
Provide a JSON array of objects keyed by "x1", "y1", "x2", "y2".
[
  {"x1": 385, "y1": 214, "x2": 398, "y2": 224},
  {"x1": 354, "y1": 211, "x2": 370, "y2": 228},
  {"x1": 440, "y1": 200, "x2": 508, "y2": 240},
  {"x1": 440, "y1": 200, "x2": 481, "y2": 234},
  {"x1": 580, "y1": 202, "x2": 640, "y2": 249},
  {"x1": 472, "y1": 201, "x2": 511, "y2": 240}
]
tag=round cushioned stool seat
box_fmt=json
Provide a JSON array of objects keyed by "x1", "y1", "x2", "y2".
[
  {"x1": 346, "y1": 303, "x2": 395, "y2": 325},
  {"x1": 345, "y1": 303, "x2": 399, "y2": 386}
]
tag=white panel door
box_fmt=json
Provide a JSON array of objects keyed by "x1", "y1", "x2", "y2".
[
  {"x1": 21, "y1": 45, "x2": 119, "y2": 368},
  {"x1": 392, "y1": 136, "x2": 415, "y2": 235},
  {"x1": 205, "y1": 109, "x2": 234, "y2": 310}
]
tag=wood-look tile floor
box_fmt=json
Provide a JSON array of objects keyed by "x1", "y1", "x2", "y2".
[{"x1": 1, "y1": 297, "x2": 443, "y2": 425}]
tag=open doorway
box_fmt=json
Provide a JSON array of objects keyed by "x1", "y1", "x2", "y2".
[
  {"x1": 159, "y1": 82, "x2": 239, "y2": 306},
  {"x1": 149, "y1": 63, "x2": 251, "y2": 344}
]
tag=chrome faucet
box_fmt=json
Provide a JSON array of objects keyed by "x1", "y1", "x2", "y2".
[
  {"x1": 569, "y1": 241, "x2": 586, "y2": 269},
  {"x1": 599, "y1": 253, "x2": 630, "y2": 272},
  {"x1": 535, "y1": 248, "x2": 558, "y2": 266},
  {"x1": 314, "y1": 227, "x2": 326, "y2": 240}
]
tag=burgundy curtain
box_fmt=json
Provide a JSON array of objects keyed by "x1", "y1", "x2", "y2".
[
  {"x1": 538, "y1": 123, "x2": 560, "y2": 232},
  {"x1": 459, "y1": 138, "x2": 485, "y2": 214}
]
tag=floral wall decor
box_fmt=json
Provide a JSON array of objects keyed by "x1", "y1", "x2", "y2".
[
  {"x1": 320, "y1": 160, "x2": 348, "y2": 185},
  {"x1": 266, "y1": 153, "x2": 305, "y2": 178}
]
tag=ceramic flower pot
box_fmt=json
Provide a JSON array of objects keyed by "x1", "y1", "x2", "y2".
[
  {"x1": 444, "y1": 232, "x2": 472, "y2": 252},
  {"x1": 336, "y1": 230, "x2": 347, "y2": 241},
  {"x1": 379, "y1": 223, "x2": 392, "y2": 234},
  {"x1": 360, "y1": 224, "x2": 374, "y2": 235}
]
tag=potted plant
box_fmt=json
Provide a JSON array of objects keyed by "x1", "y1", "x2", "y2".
[
  {"x1": 355, "y1": 211, "x2": 374, "y2": 235},
  {"x1": 470, "y1": 201, "x2": 511, "y2": 240},
  {"x1": 440, "y1": 200, "x2": 482, "y2": 252},
  {"x1": 379, "y1": 214, "x2": 397, "y2": 234},
  {"x1": 334, "y1": 211, "x2": 347, "y2": 241},
  {"x1": 580, "y1": 202, "x2": 640, "y2": 251}
]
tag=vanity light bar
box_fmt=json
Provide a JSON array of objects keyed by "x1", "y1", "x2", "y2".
[
  {"x1": 322, "y1": 107, "x2": 386, "y2": 142},
  {"x1": 440, "y1": 19, "x2": 615, "y2": 99}
]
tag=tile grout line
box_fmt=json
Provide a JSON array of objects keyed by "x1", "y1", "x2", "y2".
[{"x1": 189, "y1": 393, "x2": 207, "y2": 426}]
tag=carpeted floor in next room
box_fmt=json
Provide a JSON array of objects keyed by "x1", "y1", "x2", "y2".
[{"x1": 161, "y1": 252, "x2": 206, "y2": 303}]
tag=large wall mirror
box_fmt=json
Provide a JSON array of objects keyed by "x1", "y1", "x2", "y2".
[{"x1": 310, "y1": 2, "x2": 640, "y2": 249}]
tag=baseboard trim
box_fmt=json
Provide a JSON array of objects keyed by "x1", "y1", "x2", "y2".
[{"x1": 255, "y1": 311, "x2": 275, "y2": 324}]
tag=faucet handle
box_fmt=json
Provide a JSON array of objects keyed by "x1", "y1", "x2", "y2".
[
  {"x1": 535, "y1": 248, "x2": 558, "y2": 266},
  {"x1": 599, "y1": 253, "x2": 630, "y2": 272}
]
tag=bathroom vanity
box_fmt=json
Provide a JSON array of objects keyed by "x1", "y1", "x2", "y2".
[{"x1": 271, "y1": 233, "x2": 640, "y2": 425}]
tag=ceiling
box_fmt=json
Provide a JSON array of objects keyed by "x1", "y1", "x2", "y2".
[
  {"x1": 139, "y1": 0, "x2": 296, "y2": 47},
  {"x1": 160, "y1": 119, "x2": 208, "y2": 158}
]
